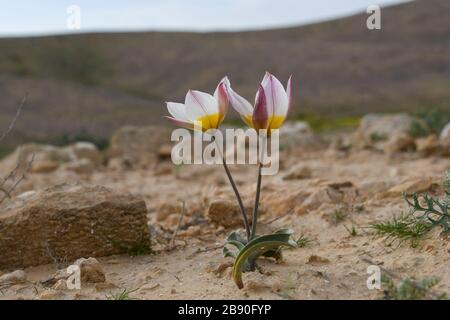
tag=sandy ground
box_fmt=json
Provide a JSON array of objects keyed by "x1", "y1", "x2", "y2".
[{"x1": 1, "y1": 146, "x2": 449, "y2": 300}]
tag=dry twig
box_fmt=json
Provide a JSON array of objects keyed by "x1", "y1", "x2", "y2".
[
  {"x1": 0, "y1": 94, "x2": 27, "y2": 144},
  {"x1": 0, "y1": 95, "x2": 31, "y2": 205},
  {"x1": 170, "y1": 201, "x2": 186, "y2": 249},
  {"x1": 0, "y1": 154, "x2": 34, "y2": 204}
]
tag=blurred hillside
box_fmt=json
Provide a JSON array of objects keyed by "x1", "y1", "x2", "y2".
[{"x1": 0, "y1": 0, "x2": 449, "y2": 148}]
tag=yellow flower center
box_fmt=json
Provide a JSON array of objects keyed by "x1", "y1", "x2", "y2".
[
  {"x1": 243, "y1": 115, "x2": 286, "y2": 132},
  {"x1": 195, "y1": 113, "x2": 220, "y2": 131},
  {"x1": 267, "y1": 115, "x2": 286, "y2": 131},
  {"x1": 243, "y1": 115, "x2": 254, "y2": 128}
]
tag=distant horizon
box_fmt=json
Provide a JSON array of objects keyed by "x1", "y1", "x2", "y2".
[{"x1": 0, "y1": 0, "x2": 411, "y2": 38}]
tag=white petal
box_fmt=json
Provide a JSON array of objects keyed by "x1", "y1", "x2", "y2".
[
  {"x1": 185, "y1": 90, "x2": 219, "y2": 116},
  {"x1": 261, "y1": 72, "x2": 289, "y2": 117},
  {"x1": 226, "y1": 86, "x2": 253, "y2": 117},
  {"x1": 167, "y1": 102, "x2": 190, "y2": 122},
  {"x1": 182, "y1": 91, "x2": 208, "y2": 123}
]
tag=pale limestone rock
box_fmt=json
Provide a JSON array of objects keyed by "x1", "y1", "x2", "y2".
[
  {"x1": 352, "y1": 113, "x2": 427, "y2": 151},
  {"x1": 0, "y1": 142, "x2": 102, "y2": 176}
]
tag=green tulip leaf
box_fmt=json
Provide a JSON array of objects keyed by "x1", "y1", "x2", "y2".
[
  {"x1": 232, "y1": 229, "x2": 296, "y2": 289},
  {"x1": 223, "y1": 230, "x2": 247, "y2": 259}
]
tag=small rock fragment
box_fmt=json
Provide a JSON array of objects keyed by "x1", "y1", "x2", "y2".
[
  {"x1": 74, "y1": 257, "x2": 106, "y2": 283},
  {"x1": 52, "y1": 279, "x2": 68, "y2": 291},
  {"x1": 158, "y1": 144, "x2": 173, "y2": 161},
  {"x1": 207, "y1": 199, "x2": 256, "y2": 228},
  {"x1": 63, "y1": 158, "x2": 95, "y2": 174},
  {"x1": 385, "y1": 178, "x2": 438, "y2": 197},
  {"x1": 95, "y1": 282, "x2": 118, "y2": 292},
  {"x1": 328, "y1": 181, "x2": 353, "y2": 190},
  {"x1": 178, "y1": 225, "x2": 202, "y2": 237},
  {"x1": 383, "y1": 132, "x2": 416, "y2": 154},
  {"x1": 282, "y1": 164, "x2": 312, "y2": 180},
  {"x1": 307, "y1": 255, "x2": 331, "y2": 265},
  {"x1": 156, "y1": 203, "x2": 179, "y2": 222},
  {"x1": 415, "y1": 135, "x2": 440, "y2": 156},
  {"x1": 30, "y1": 160, "x2": 60, "y2": 173},
  {"x1": 37, "y1": 289, "x2": 61, "y2": 300},
  {"x1": 0, "y1": 270, "x2": 27, "y2": 285}
]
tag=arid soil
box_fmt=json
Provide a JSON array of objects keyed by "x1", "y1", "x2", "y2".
[{"x1": 0, "y1": 132, "x2": 449, "y2": 300}]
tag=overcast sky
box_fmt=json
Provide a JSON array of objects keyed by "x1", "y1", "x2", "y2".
[{"x1": 0, "y1": 0, "x2": 411, "y2": 37}]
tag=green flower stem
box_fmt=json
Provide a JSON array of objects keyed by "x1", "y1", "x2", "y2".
[
  {"x1": 221, "y1": 158, "x2": 251, "y2": 241},
  {"x1": 250, "y1": 134, "x2": 267, "y2": 240},
  {"x1": 214, "y1": 136, "x2": 251, "y2": 241}
]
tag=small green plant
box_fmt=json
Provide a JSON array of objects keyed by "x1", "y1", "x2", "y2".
[
  {"x1": 369, "y1": 213, "x2": 432, "y2": 248},
  {"x1": 125, "y1": 241, "x2": 153, "y2": 257},
  {"x1": 296, "y1": 234, "x2": 314, "y2": 248},
  {"x1": 110, "y1": 233, "x2": 152, "y2": 257},
  {"x1": 296, "y1": 113, "x2": 360, "y2": 132},
  {"x1": 404, "y1": 171, "x2": 450, "y2": 234},
  {"x1": 409, "y1": 120, "x2": 429, "y2": 138},
  {"x1": 353, "y1": 204, "x2": 365, "y2": 213},
  {"x1": 369, "y1": 132, "x2": 387, "y2": 143},
  {"x1": 371, "y1": 171, "x2": 450, "y2": 247},
  {"x1": 344, "y1": 224, "x2": 358, "y2": 237},
  {"x1": 107, "y1": 288, "x2": 139, "y2": 300},
  {"x1": 413, "y1": 108, "x2": 450, "y2": 135},
  {"x1": 382, "y1": 275, "x2": 446, "y2": 300},
  {"x1": 330, "y1": 209, "x2": 347, "y2": 226},
  {"x1": 444, "y1": 171, "x2": 450, "y2": 190},
  {"x1": 404, "y1": 193, "x2": 449, "y2": 234}
]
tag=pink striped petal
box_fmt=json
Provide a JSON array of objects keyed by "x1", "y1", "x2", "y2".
[
  {"x1": 214, "y1": 77, "x2": 230, "y2": 122},
  {"x1": 261, "y1": 72, "x2": 289, "y2": 118},
  {"x1": 164, "y1": 116, "x2": 194, "y2": 130},
  {"x1": 286, "y1": 75, "x2": 293, "y2": 115},
  {"x1": 252, "y1": 85, "x2": 268, "y2": 130},
  {"x1": 260, "y1": 72, "x2": 273, "y2": 116}
]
